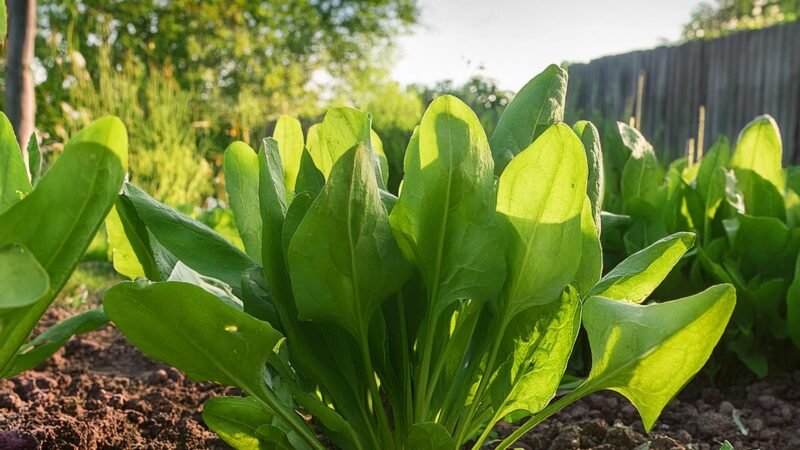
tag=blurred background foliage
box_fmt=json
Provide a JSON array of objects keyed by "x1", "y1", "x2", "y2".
[
  {"x1": 683, "y1": 0, "x2": 800, "y2": 39},
  {"x1": 8, "y1": 0, "x2": 796, "y2": 211}
]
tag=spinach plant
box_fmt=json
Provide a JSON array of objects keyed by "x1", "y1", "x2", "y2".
[
  {"x1": 104, "y1": 65, "x2": 735, "y2": 449},
  {"x1": 601, "y1": 115, "x2": 800, "y2": 377},
  {"x1": 0, "y1": 113, "x2": 128, "y2": 377}
]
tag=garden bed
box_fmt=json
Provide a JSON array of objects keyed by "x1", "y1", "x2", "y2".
[{"x1": 1, "y1": 309, "x2": 798, "y2": 450}]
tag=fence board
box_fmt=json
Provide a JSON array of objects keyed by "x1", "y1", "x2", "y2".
[{"x1": 565, "y1": 22, "x2": 800, "y2": 163}]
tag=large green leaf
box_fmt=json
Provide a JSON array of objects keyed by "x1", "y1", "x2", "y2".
[
  {"x1": 696, "y1": 137, "x2": 730, "y2": 215},
  {"x1": 490, "y1": 64, "x2": 567, "y2": 174},
  {"x1": 272, "y1": 115, "x2": 305, "y2": 194},
  {"x1": 257, "y1": 138, "x2": 288, "y2": 290},
  {"x1": 496, "y1": 123, "x2": 586, "y2": 314},
  {"x1": 104, "y1": 281, "x2": 323, "y2": 449},
  {"x1": 573, "y1": 120, "x2": 604, "y2": 232},
  {"x1": 390, "y1": 95, "x2": 504, "y2": 317},
  {"x1": 582, "y1": 285, "x2": 736, "y2": 430},
  {"x1": 106, "y1": 281, "x2": 280, "y2": 387},
  {"x1": 589, "y1": 232, "x2": 695, "y2": 303},
  {"x1": 0, "y1": 244, "x2": 48, "y2": 310},
  {"x1": 288, "y1": 144, "x2": 410, "y2": 338},
  {"x1": 0, "y1": 116, "x2": 127, "y2": 374},
  {"x1": 0, "y1": 112, "x2": 31, "y2": 214},
  {"x1": 122, "y1": 183, "x2": 258, "y2": 289},
  {"x1": 225, "y1": 141, "x2": 263, "y2": 259},
  {"x1": 732, "y1": 115, "x2": 785, "y2": 218}
]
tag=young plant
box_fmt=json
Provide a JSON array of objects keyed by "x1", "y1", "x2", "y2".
[
  {"x1": 0, "y1": 113, "x2": 128, "y2": 377},
  {"x1": 602, "y1": 115, "x2": 800, "y2": 377},
  {"x1": 103, "y1": 65, "x2": 735, "y2": 449}
]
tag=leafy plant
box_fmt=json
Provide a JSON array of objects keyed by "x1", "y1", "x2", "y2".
[
  {"x1": 0, "y1": 113, "x2": 128, "y2": 377},
  {"x1": 601, "y1": 115, "x2": 800, "y2": 377},
  {"x1": 103, "y1": 65, "x2": 735, "y2": 449}
]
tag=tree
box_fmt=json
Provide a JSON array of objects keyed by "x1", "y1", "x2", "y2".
[
  {"x1": 6, "y1": 0, "x2": 36, "y2": 155},
  {"x1": 35, "y1": 1, "x2": 419, "y2": 127},
  {"x1": 412, "y1": 76, "x2": 512, "y2": 137},
  {"x1": 683, "y1": 0, "x2": 800, "y2": 40}
]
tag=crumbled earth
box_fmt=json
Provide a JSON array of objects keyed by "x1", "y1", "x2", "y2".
[
  {"x1": 1, "y1": 309, "x2": 799, "y2": 449},
  {"x1": 494, "y1": 369, "x2": 800, "y2": 450},
  {"x1": 0, "y1": 310, "x2": 234, "y2": 449}
]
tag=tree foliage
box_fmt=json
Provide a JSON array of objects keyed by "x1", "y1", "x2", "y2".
[{"x1": 683, "y1": 0, "x2": 800, "y2": 40}]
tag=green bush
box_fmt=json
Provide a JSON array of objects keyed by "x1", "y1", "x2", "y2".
[
  {"x1": 600, "y1": 116, "x2": 800, "y2": 377},
  {"x1": 103, "y1": 65, "x2": 734, "y2": 449}
]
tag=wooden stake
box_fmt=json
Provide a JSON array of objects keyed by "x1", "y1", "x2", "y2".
[
  {"x1": 697, "y1": 105, "x2": 706, "y2": 161},
  {"x1": 687, "y1": 138, "x2": 696, "y2": 168},
  {"x1": 635, "y1": 70, "x2": 645, "y2": 129}
]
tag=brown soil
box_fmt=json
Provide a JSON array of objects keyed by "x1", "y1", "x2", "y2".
[
  {"x1": 0, "y1": 309, "x2": 234, "y2": 449},
  {"x1": 1, "y1": 309, "x2": 799, "y2": 450}
]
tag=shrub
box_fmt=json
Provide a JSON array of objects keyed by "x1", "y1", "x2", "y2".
[{"x1": 601, "y1": 116, "x2": 800, "y2": 377}]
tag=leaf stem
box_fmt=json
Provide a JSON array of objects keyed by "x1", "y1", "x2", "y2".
[
  {"x1": 494, "y1": 386, "x2": 588, "y2": 450},
  {"x1": 360, "y1": 328, "x2": 395, "y2": 449},
  {"x1": 454, "y1": 317, "x2": 509, "y2": 445},
  {"x1": 252, "y1": 384, "x2": 326, "y2": 450}
]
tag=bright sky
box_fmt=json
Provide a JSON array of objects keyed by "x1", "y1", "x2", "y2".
[{"x1": 392, "y1": 0, "x2": 704, "y2": 90}]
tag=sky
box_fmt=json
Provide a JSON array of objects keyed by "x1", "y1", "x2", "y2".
[{"x1": 392, "y1": 0, "x2": 705, "y2": 90}]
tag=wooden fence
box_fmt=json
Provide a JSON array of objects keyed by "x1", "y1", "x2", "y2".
[{"x1": 565, "y1": 22, "x2": 800, "y2": 163}]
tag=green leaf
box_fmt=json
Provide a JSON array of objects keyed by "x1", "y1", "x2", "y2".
[
  {"x1": 490, "y1": 64, "x2": 567, "y2": 174},
  {"x1": 1, "y1": 308, "x2": 107, "y2": 377},
  {"x1": 203, "y1": 396, "x2": 277, "y2": 450},
  {"x1": 573, "y1": 120, "x2": 604, "y2": 232},
  {"x1": 225, "y1": 141, "x2": 263, "y2": 260},
  {"x1": 122, "y1": 183, "x2": 258, "y2": 289},
  {"x1": 0, "y1": 116, "x2": 127, "y2": 374},
  {"x1": 732, "y1": 115, "x2": 786, "y2": 218},
  {"x1": 311, "y1": 107, "x2": 371, "y2": 180},
  {"x1": 0, "y1": 244, "x2": 48, "y2": 310},
  {"x1": 496, "y1": 123, "x2": 586, "y2": 313},
  {"x1": 273, "y1": 115, "x2": 305, "y2": 194},
  {"x1": 589, "y1": 232, "x2": 695, "y2": 304},
  {"x1": 732, "y1": 215, "x2": 789, "y2": 274},
  {"x1": 104, "y1": 281, "x2": 322, "y2": 449},
  {"x1": 788, "y1": 252, "x2": 800, "y2": 347},
  {"x1": 618, "y1": 123, "x2": 663, "y2": 213},
  {"x1": 390, "y1": 95, "x2": 505, "y2": 318},
  {"x1": 258, "y1": 138, "x2": 288, "y2": 289},
  {"x1": 573, "y1": 198, "x2": 602, "y2": 297},
  {"x1": 26, "y1": 134, "x2": 42, "y2": 187},
  {"x1": 106, "y1": 195, "x2": 163, "y2": 281},
  {"x1": 288, "y1": 144, "x2": 410, "y2": 338},
  {"x1": 370, "y1": 129, "x2": 390, "y2": 187},
  {"x1": 294, "y1": 148, "x2": 325, "y2": 197},
  {"x1": 106, "y1": 281, "x2": 281, "y2": 386},
  {"x1": 406, "y1": 423, "x2": 455, "y2": 450},
  {"x1": 696, "y1": 137, "x2": 730, "y2": 215},
  {"x1": 0, "y1": 112, "x2": 31, "y2": 214},
  {"x1": 281, "y1": 192, "x2": 313, "y2": 260},
  {"x1": 491, "y1": 287, "x2": 581, "y2": 419},
  {"x1": 582, "y1": 284, "x2": 736, "y2": 431}
]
